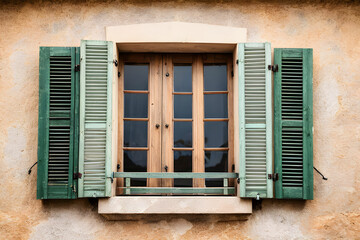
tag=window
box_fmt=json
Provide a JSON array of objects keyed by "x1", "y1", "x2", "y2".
[
  {"x1": 36, "y1": 39, "x2": 313, "y2": 205},
  {"x1": 117, "y1": 54, "x2": 234, "y2": 195}
]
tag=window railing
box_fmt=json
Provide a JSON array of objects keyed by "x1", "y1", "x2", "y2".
[{"x1": 113, "y1": 172, "x2": 238, "y2": 195}]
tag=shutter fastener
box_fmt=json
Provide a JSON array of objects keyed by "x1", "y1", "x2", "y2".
[
  {"x1": 73, "y1": 172, "x2": 82, "y2": 179},
  {"x1": 113, "y1": 59, "x2": 118, "y2": 66},
  {"x1": 268, "y1": 64, "x2": 278, "y2": 72},
  {"x1": 75, "y1": 64, "x2": 80, "y2": 72},
  {"x1": 268, "y1": 173, "x2": 279, "y2": 181}
]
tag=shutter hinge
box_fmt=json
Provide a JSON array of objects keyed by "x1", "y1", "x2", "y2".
[
  {"x1": 118, "y1": 71, "x2": 121, "y2": 78},
  {"x1": 75, "y1": 64, "x2": 80, "y2": 72},
  {"x1": 268, "y1": 64, "x2": 278, "y2": 72},
  {"x1": 231, "y1": 71, "x2": 234, "y2": 77},
  {"x1": 113, "y1": 59, "x2": 118, "y2": 66},
  {"x1": 73, "y1": 172, "x2": 82, "y2": 179},
  {"x1": 268, "y1": 173, "x2": 279, "y2": 181},
  {"x1": 236, "y1": 59, "x2": 239, "y2": 64}
]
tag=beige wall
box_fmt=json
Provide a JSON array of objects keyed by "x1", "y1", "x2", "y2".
[{"x1": 1, "y1": 1, "x2": 360, "y2": 239}]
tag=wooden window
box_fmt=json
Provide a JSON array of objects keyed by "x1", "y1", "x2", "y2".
[{"x1": 117, "y1": 53, "x2": 234, "y2": 194}]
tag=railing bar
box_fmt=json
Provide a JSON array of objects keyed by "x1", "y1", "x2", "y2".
[
  {"x1": 117, "y1": 187, "x2": 235, "y2": 195},
  {"x1": 114, "y1": 172, "x2": 238, "y2": 179}
]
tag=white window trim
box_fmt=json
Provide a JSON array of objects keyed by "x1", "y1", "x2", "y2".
[{"x1": 99, "y1": 22, "x2": 251, "y2": 216}]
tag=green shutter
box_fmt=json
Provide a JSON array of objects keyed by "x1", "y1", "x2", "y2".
[
  {"x1": 238, "y1": 43, "x2": 273, "y2": 198},
  {"x1": 274, "y1": 48, "x2": 313, "y2": 200},
  {"x1": 78, "y1": 40, "x2": 113, "y2": 198},
  {"x1": 37, "y1": 47, "x2": 80, "y2": 199}
]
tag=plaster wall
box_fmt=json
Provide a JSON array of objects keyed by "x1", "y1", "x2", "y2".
[{"x1": 0, "y1": 1, "x2": 359, "y2": 239}]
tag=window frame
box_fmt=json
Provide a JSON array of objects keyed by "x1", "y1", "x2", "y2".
[{"x1": 117, "y1": 53, "x2": 235, "y2": 194}]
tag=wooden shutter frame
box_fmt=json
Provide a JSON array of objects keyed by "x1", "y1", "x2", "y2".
[
  {"x1": 37, "y1": 47, "x2": 79, "y2": 199},
  {"x1": 274, "y1": 48, "x2": 313, "y2": 200},
  {"x1": 78, "y1": 40, "x2": 113, "y2": 198},
  {"x1": 238, "y1": 43, "x2": 273, "y2": 198}
]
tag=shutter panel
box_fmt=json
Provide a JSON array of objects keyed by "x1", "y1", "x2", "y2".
[
  {"x1": 274, "y1": 48, "x2": 313, "y2": 200},
  {"x1": 78, "y1": 40, "x2": 113, "y2": 197},
  {"x1": 238, "y1": 43, "x2": 273, "y2": 198},
  {"x1": 37, "y1": 47, "x2": 79, "y2": 199}
]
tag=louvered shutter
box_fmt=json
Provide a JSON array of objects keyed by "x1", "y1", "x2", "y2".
[
  {"x1": 37, "y1": 47, "x2": 79, "y2": 199},
  {"x1": 78, "y1": 40, "x2": 113, "y2": 197},
  {"x1": 238, "y1": 43, "x2": 273, "y2": 198},
  {"x1": 274, "y1": 48, "x2": 313, "y2": 200}
]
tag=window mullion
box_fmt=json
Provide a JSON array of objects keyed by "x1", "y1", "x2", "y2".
[{"x1": 193, "y1": 55, "x2": 205, "y2": 188}]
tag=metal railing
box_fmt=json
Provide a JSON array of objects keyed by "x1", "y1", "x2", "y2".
[{"x1": 113, "y1": 172, "x2": 238, "y2": 195}]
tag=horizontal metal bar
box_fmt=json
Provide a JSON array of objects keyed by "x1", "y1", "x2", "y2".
[
  {"x1": 114, "y1": 172, "x2": 238, "y2": 179},
  {"x1": 119, "y1": 187, "x2": 235, "y2": 194}
]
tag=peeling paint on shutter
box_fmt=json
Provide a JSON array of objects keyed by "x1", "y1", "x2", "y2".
[
  {"x1": 238, "y1": 43, "x2": 273, "y2": 198},
  {"x1": 78, "y1": 40, "x2": 113, "y2": 198},
  {"x1": 37, "y1": 47, "x2": 79, "y2": 199},
  {"x1": 274, "y1": 48, "x2": 313, "y2": 200}
]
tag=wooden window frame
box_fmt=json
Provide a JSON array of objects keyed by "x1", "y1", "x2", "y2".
[{"x1": 117, "y1": 53, "x2": 234, "y2": 194}]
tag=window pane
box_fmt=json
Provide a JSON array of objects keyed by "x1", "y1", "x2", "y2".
[
  {"x1": 124, "y1": 121, "x2": 147, "y2": 147},
  {"x1": 174, "y1": 151, "x2": 192, "y2": 187},
  {"x1": 204, "y1": 94, "x2": 228, "y2": 118},
  {"x1": 204, "y1": 65, "x2": 227, "y2": 91},
  {"x1": 124, "y1": 150, "x2": 147, "y2": 186},
  {"x1": 174, "y1": 121, "x2": 192, "y2": 148},
  {"x1": 204, "y1": 121, "x2": 228, "y2": 148},
  {"x1": 124, "y1": 65, "x2": 148, "y2": 90},
  {"x1": 174, "y1": 95, "x2": 192, "y2": 119},
  {"x1": 124, "y1": 93, "x2": 148, "y2": 118},
  {"x1": 174, "y1": 65, "x2": 192, "y2": 92},
  {"x1": 205, "y1": 151, "x2": 228, "y2": 187}
]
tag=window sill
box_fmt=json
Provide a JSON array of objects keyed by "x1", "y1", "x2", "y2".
[{"x1": 98, "y1": 196, "x2": 252, "y2": 219}]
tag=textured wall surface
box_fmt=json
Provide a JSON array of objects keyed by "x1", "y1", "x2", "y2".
[{"x1": 1, "y1": 1, "x2": 360, "y2": 239}]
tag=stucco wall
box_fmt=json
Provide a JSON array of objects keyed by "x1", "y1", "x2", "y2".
[{"x1": 1, "y1": 1, "x2": 360, "y2": 239}]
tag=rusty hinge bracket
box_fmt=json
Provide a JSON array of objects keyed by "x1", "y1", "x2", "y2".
[
  {"x1": 73, "y1": 172, "x2": 82, "y2": 179},
  {"x1": 268, "y1": 173, "x2": 279, "y2": 181},
  {"x1": 75, "y1": 64, "x2": 80, "y2": 72},
  {"x1": 268, "y1": 64, "x2": 278, "y2": 72}
]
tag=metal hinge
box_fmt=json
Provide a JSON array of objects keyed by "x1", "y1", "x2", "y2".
[
  {"x1": 268, "y1": 173, "x2": 279, "y2": 181},
  {"x1": 236, "y1": 59, "x2": 239, "y2": 64},
  {"x1": 75, "y1": 64, "x2": 80, "y2": 72},
  {"x1": 73, "y1": 172, "x2": 82, "y2": 179},
  {"x1": 268, "y1": 64, "x2": 278, "y2": 72},
  {"x1": 113, "y1": 59, "x2": 118, "y2": 66}
]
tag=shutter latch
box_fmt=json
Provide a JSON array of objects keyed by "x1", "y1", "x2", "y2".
[
  {"x1": 73, "y1": 172, "x2": 82, "y2": 179},
  {"x1": 75, "y1": 64, "x2": 80, "y2": 72},
  {"x1": 268, "y1": 64, "x2": 278, "y2": 72},
  {"x1": 268, "y1": 173, "x2": 279, "y2": 181}
]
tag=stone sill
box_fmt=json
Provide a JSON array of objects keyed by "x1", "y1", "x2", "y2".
[{"x1": 98, "y1": 196, "x2": 252, "y2": 220}]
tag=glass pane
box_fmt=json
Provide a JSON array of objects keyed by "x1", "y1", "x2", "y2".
[
  {"x1": 174, "y1": 151, "x2": 192, "y2": 187},
  {"x1": 174, "y1": 95, "x2": 192, "y2": 119},
  {"x1": 204, "y1": 65, "x2": 227, "y2": 91},
  {"x1": 124, "y1": 65, "x2": 148, "y2": 90},
  {"x1": 205, "y1": 151, "x2": 228, "y2": 187},
  {"x1": 174, "y1": 121, "x2": 192, "y2": 148},
  {"x1": 124, "y1": 150, "x2": 147, "y2": 186},
  {"x1": 174, "y1": 65, "x2": 192, "y2": 92},
  {"x1": 124, "y1": 121, "x2": 147, "y2": 147},
  {"x1": 204, "y1": 94, "x2": 228, "y2": 118},
  {"x1": 124, "y1": 93, "x2": 148, "y2": 118},
  {"x1": 204, "y1": 121, "x2": 228, "y2": 148}
]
